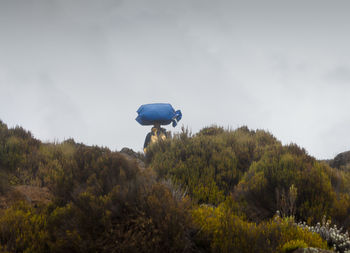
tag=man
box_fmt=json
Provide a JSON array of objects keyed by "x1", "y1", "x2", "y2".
[{"x1": 143, "y1": 123, "x2": 167, "y2": 153}]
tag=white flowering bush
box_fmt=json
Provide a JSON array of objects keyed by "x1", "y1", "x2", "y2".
[{"x1": 297, "y1": 216, "x2": 350, "y2": 253}]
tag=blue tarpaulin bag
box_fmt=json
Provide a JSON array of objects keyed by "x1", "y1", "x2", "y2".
[{"x1": 136, "y1": 103, "x2": 182, "y2": 127}]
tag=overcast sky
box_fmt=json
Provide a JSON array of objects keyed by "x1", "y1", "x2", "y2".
[{"x1": 1, "y1": 0, "x2": 350, "y2": 159}]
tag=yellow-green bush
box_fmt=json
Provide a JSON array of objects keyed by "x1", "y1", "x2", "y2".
[
  {"x1": 0, "y1": 202, "x2": 49, "y2": 253},
  {"x1": 192, "y1": 204, "x2": 328, "y2": 253},
  {"x1": 281, "y1": 240, "x2": 308, "y2": 253},
  {"x1": 1, "y1": 120, "x2": 350, "y2": 252}
]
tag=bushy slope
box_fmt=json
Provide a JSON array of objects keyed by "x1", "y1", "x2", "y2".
[
  {"x1": 0, "y1": 120, "x2": 194, "y2": 253},
  {"x1": 146, "y1": 126, "x2": 350, "y2": 224},
  {"x1": 1, "y1": 121, "x2": 349, "y2": 252},
  {"x1": 146, "y1": 126, "x2": 280, "y2": 205},
  {"x1": 146, "y1": 125, "x2": 350, "y2": 252}
]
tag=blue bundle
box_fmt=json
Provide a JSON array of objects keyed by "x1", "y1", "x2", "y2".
[{"x1": 136, "y1": 103, "x2": 182, "y2": 127}]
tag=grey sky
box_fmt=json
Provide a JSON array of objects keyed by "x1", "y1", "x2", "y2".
[{"x1": 0, "y1": 0, "x2": 350, "y2": 159}]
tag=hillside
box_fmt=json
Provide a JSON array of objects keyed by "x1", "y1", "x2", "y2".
[
  {"x1": 326, "y1": 151, "x2": 350, "y2": 171},
  {"x1": 0, "y1": 120, "x2": 350, "y2": 252}
]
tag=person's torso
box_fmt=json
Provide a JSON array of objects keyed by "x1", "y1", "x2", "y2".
[{"x1": 150, "y1": 129, "x2": 166, "y2": 144}]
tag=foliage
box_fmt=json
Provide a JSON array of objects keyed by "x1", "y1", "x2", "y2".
[
  {"x1": 0, "y1": 202, "x2": 49, "y2": 253},
  {"x1": 147, "y1": 125, "x2": 350, "y2": 227},
  {"x1": 0, "y1": 171, "x2": 9, "y2": 194},
  {"x1": 0, "y1": 121, "x2": 194, "y2": 253},
  {"x1": 281, "y1": 240, "x2": 308, "y2": 253},
  {"x1": 192, "y1": 204, "x2": 328, "y2": 253},
  {"x1": 1, "y1": 120, "x2": 350, "y2": 252},
  {"x1": 146, "y1": 125, "x2": 279, "y2": 205},
  {"x1": 235, "y1": 145, "x2": 337, "y2": 222},
  {"x1": 297, "y1": 216, "x2": 350, "y2": 253}
]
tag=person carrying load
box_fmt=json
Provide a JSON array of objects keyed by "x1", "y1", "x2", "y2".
[
  {"x1": 143, "y1": 123, "x2": 167, "y2": 153},
  {"x1": 136, "y1": 103, "x2": 182, "y2": 153}
]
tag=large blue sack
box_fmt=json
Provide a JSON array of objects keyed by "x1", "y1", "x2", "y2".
[{"x1": 136, "y1": 103, "x2": 182, "y2": 127}]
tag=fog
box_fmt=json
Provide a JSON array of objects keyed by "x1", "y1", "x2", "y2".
[{"x1": 1, "y1": 0, "x2": 350, "y2": 159}]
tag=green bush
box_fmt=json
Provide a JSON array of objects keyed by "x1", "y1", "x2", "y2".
[
  {"x1": 192, "y1": 204, "x2": 328, "y2": 253},
  {"x1": 0, "y1": 202, "x2": 49, "y2": 253},
  {"x1": 281, "y1": 240, "x2": 308, "y2": 253},
  {"x1": 0, "y1": 120, "x2": 349, "y2": 252},
  {"x1": 0, "y1": 171, "x2": 9, "y2": 194},
  {"x1": 235, "y1": 144, "x2": 336, "y2": 222},
  {"x1": 146, "y1": 125, "x2": 347, "y2": 225},
  {"x1": 147, "y1": 126, "x2": 279, "y2": 205}
]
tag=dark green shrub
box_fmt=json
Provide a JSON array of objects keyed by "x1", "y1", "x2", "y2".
[
  {"x1": 235, "y1": 144, "x2": 336, "y2": 222},
  {"x1": 147, "y1": 126, "x2": 279, "y2": 205}
]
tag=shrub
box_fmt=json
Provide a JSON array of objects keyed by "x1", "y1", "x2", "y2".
[
  {"x1": 297, "y1": 216, "x2": 350, "y2": 253},
  {"x1": 235, "y1": 145, "x2": 336, "y2": 222},
  {"x1": 192, "y1": 204, "x2": 328, "y2": 253},
  {"x1": 0, "y1": 202, "x2": 49, "y2": 253},
  {"x1": 281, "y1": 240, "x2": 308, "y2": 253},
  {"x1": 0, "y1": 172, "x2": 9, "y2": 194},
  {"x1": 147, "y1": 126, "x2": 279, "y2": 205}
]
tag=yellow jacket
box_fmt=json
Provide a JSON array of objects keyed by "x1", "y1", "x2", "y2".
[{"x1": 143, "y1": 127, "x2": 167, "y2": 153}]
